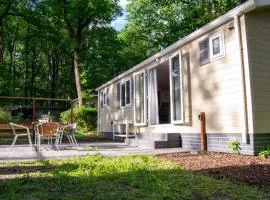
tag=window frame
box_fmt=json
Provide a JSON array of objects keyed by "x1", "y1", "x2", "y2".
[
  {"x1": 100, "y1": 88, "x2": 108, "y2": 107},
  {"x1": 120, "y1": 78, "x2": 132, "y2": 108},
  {"x1": 209, "y1": 31, "x2": 225, "y2": 62}
]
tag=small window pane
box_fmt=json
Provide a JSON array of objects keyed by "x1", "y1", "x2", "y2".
[
  {"x1": 103, "y1": 91, "x2": 107, "y2": 105},
  {"x1": 199, "y1": 39, "x2": 209, "y2": 66},
  {"x1": 126, "y1": 80, "x2": 130, "y2": 105},
  {"x1": 116, "y1": 83, "x2": 120, "y2": 109},
  {"x1": 121, "y1": 84, "x2": 126, "y2": 107},
  {"x1": 106, "y1": 88, "x2": 109, "y2": 106},
  {"x1": 212, "y1": 37, "x2": 220, "y2": 55},
  {"x1": 100, "y1": 91, "x2": 103, "y2": 108}
]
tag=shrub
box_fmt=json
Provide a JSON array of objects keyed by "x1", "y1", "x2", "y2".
[
  {"x1": 0, "y1": 107, "x2": 23, "y2": 124},
  {"x1": 227, "y1": 139, "x2": 240, "y2": 154},
  {"x1": 258, "y1": 145, "x2": 270, "y2": 158},
  {"x1": 60, "y1": 106, "x2": 97, "y2": 133},
  {"x1": 0, "y1": 107, "x2": 11, "y2": 123}
]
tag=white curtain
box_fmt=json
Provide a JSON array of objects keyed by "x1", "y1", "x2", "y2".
[{"x1": 148, "y1": 68, "x2": 159, "y2": 125}]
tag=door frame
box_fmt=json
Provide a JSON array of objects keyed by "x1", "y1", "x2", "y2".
[
  {"x1": 147, "y1": 65, "x2": 159, "y2": 125},
  {"x1": 133, "y1": 70, "x2": 148, "y2": 126},
  {"x1": 169, "y1": 51, "x2": 184, "y2": 124}
]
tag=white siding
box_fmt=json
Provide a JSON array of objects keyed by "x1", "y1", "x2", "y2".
[
  {"x1": 99, "y1": 77, "x2": 135, "y2": 133},
  {"x1": 246, "y1": 8, "x2": 270, "y2": 133}
]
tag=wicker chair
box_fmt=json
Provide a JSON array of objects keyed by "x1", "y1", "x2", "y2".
[{"x1": 34, "y1": 122, "x2": 59, "y2": 151}]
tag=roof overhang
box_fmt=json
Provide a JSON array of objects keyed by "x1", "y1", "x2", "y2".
[{"x1": 96, "y1": 0, "x2": 269, "y2": 91}]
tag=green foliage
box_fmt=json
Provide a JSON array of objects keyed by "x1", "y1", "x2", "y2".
[
  {"x1": 0, "y1": 155, "x2": 268, "y2": 199},
  {"x1": 0, "y1": 0, "x2": 123, "y2": 101},
  {"x1": 258, "y1": 145, "x2": 270, "y2": 158},
  {"x1": 227, "y1": 139, "x2": 240, "y2": 154},
  {"x1": 60, "y1": 106, "x2": 97, "y2": 132},
  {"x1": 0, "y1": 107, "x2": 11, "y2": 123},
  {"x1": 0, "y1": 107, "x2": 23, "y2": 124},
  {"x1": 119, "y1": 0, "x2": 244, "y2": 68}
]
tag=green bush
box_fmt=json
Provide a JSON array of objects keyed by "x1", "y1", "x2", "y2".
[
  {"x1": 60, "y1": 106, "x2": 97, "y2": 133},
  {"x1": 258, "y1": 145, "x2": 270, "y2": 158},
  {"x1": 0, "y1": 107, "x2": 11, "y2": 123},
  {"x1": 0, "y1": 107, "x2": 23, "y2": 124}
]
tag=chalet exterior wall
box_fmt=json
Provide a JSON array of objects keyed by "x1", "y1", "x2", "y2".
[
  {"x1": 97, "y1": 3, "x2": 270, "y2": 155},
  {"x1": 246, "y1": 9, "x2": 270, "y2": 134},
  {"x1": 245, "y1": 8, "x2": 270, "y2": 153}
]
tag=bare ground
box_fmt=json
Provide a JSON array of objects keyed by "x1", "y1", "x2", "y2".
[{"x1": 160, "y1": 152, "x2": 270, "y2": 191}]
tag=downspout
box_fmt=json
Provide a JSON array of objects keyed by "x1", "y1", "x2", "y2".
[
  {"x1": 234, "y1": 14, "x2": 248, "y2": 144},
  {"x1": 97, "y1": 90, "x2": 100, "y2": 135}
]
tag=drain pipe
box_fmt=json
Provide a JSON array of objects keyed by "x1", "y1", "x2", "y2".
[{"x1": 234, "y1": 14, "x2": 248, "y2": 144}]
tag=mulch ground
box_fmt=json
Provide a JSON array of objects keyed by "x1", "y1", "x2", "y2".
[{"x1": 160, "y1": 152, "x2": 270, "y2": 191}]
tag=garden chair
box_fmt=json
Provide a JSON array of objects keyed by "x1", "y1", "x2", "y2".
[
  {"x1": 56, "y1": 123, "x2": 78, "y2": 150},
  {"x1": 9, "y1": 123, "x2": 33, "y2": 151},
  {"x1": 34, "y1": 122, "x2": 60, "y2": 151}
]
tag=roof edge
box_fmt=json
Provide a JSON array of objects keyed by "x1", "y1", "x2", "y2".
[{"x1": 96, "y1": 0, "x2": 264, "y2": 91}]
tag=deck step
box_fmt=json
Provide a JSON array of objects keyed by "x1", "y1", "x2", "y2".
[{"x1": 125, "y1": 133, "x2": 181, "y2": 149}]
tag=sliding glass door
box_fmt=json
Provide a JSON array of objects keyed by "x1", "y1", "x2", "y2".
[
  {"x1": 170, "y1": 52, "x2": 184, "y2": 124},
  {"x1": 134, "y1": 71, "x2": 147, "y2": 126},
  {"x1": 148, "y1": 67, "x2": 159, "y2": 125}
]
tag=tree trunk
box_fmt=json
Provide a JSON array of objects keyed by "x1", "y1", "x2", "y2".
[
  {"x1": 10, "y1": 42, "x2": 16, "y2": 96},
  {"x1": 12, "y1": 45, "x2": 16, "y2": 96},
  {"x1": 31, "y1": 49, "x2": 36, "y2": 97},
  {"x1": 24, "y1": 40, "x2": 29, "y2": 98},
  {"x1": 0, "y1": 20, "x2": 4, "y2": 64},
  {"x1": 73, "y1": 45, "x2": 83, "y2": 106},
  {"x1": 8, "y1": 48, "x2": 12, "y2": 95}
]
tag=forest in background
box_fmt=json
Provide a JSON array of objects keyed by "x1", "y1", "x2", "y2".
[{"x1": 0, "y1": 0, "x2": 247, "y2": 105}]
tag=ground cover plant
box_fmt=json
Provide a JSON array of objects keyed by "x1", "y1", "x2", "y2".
[{"x1": 0, "y1": 155, "x2": 269, "y2": 200}]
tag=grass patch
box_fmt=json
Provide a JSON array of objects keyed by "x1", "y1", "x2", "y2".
[{"x1": 0, "y1": 155, "x2": 269, "y2": 199}]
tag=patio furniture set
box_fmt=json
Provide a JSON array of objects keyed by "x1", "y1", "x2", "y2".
[{"x1": 9, "y1": 122, "x2": 78, "y2": 151}]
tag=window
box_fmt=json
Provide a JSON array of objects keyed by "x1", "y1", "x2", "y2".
[
  {"x1": 126, "y1": 80, "x2": 131, "y2": 105},
  {"x1": 199, "y1": 38, "x2": 210, "y2": 65},
  {"x1": 116, "y1": 83, "x2": 120, "y2": 109},
  {"x1": 100, "y1": 88, "x2": 109, "y2": 107},
  {"x1": 100, "y1": 90, "x2": 103, "y2": 108},
  {"x1": 121, "y1": 83, "x2": 126, "y2": 107},
  {"x1": 120, "y1": 79, "x2": 131, "y2": 107},
  {"x1": 199, "y1": 31, "x2": 225, "y2": 65},
  {"x1": 209, "y1": 32, "x2": 225, "y2": 61}
]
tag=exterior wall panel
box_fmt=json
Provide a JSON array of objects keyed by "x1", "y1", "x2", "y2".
[{"x1": 246, "y1": 8, "x2": 270, "y2": 134}]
